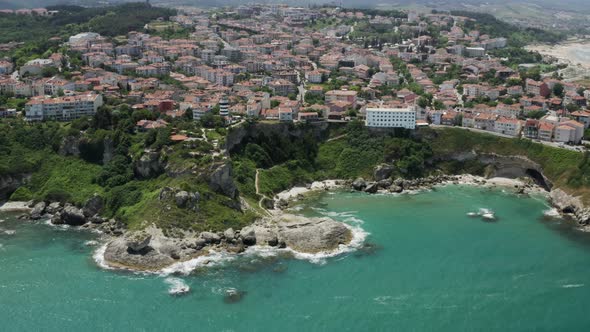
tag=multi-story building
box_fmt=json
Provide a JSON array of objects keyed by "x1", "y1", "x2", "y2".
[
  {"x1": 325, "y1": 90, "x2": 358, "y2": 107},
  {"x1": 494, "y1": 117, "x2": 522, "y2": 137},
  {"x1": 525, "y1": 79, "x2": 550, "y2": 98},
  {"x1": 365, "y1": 107, "x2": 416, "y2": 129},
  {"x1": 25, "y1": 93, "x2": 103, "y2": 121},
  {"x1": 538, "y1": 122, "x2": 555, "y2": 141}
]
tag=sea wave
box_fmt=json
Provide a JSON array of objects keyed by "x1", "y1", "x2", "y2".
[
  {"x1": 159, "y1": 251, "x2": 235, "y2": 276},
  {"x1": 543, "y1": 208, "x2": 562, "y2": 218},
  {"x1": 93, "y1": 243, "x2": 115, "y2": 271},
  {"x1": 561, "y1": 283, "x2": 584, "y2": 288},
  {"x1": 164, "y1": 277, "x2": 190, "y2": 295}
]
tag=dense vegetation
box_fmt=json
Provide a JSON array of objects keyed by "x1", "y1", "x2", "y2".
[
  {"x1": 232, "y1": 122, "x2": 434, "y2": 197},
  {"x1": 0, "y1": 103, "x2": 255, "y2": 232},
  {"x1": 0, "y1": 3, "x2": 174, "y2": 44},
  {"x1": 451, "y1": 11, "x2": 567, "y2": 47},
  {"x1": 0, "y1": 3, "x2": 175, "y2": 66}
]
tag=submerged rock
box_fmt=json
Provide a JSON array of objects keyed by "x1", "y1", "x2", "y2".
[{"x1": 223, "y1": 289, "x2": 247, "y2": 304}]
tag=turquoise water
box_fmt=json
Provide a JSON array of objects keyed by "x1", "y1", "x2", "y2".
[{"x1": 2, "y1": 186, "x2": 590, "y2": 331}]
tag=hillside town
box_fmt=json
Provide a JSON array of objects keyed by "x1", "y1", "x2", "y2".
[{"x1": 1, "y1": 4, "x2": 589, "y2": 148}]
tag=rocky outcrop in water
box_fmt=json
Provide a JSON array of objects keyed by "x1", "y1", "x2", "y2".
[
  {"x1": 550, "y1": 189, "x2": 590, "y2": 225},
  {"x1": 240, "y1": 214, "x2": 353, "y2": 254},
  {"x1": 100, "y1": 213, "x2": 354, "y2": 271}
]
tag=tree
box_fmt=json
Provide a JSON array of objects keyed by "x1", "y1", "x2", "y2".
[
  {"x1": 433, "y1": 100, "x2": 445, "y2": 110},
  {"x1": 553, "y1": 83, "x2": 565, "y2": 98},
  {"x1": 93, "y1": 106, "x2": 113, "y2": 130},
  {"x1": 566, "y1": 103, "x2": 581, "y2": 112},
  {"x1": 417, "y1": 96, "x2": 430, "y2": 108}
]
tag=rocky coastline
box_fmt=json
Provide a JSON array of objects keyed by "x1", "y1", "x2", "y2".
[
  {"x1": 0, "y1": 192, "x2": 357, "y2": 272},
  {"x1": 2, "y1": 165, "x2": 590, "y2": 273}
]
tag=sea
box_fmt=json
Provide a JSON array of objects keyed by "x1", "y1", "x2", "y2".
[{"x1": 2, "y1": 185, "x2": 590, "y2": 331}]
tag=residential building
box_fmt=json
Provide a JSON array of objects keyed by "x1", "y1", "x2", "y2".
[
  {"x1": 524, "y1": 119, "x2": 539, "y2": 139},
  {"x1": 365, "y1": 107, "x2": 416, "y2": 129},
  {"x1": 25, "y1": 93, "x2": 103, "y2": 121},
  {"x1": 494, "y1": 117, "x2": 522, "y2": 137},
  {"x1": 325, "y1": 90, "x2": 358, "y2": 107},
  {"x1": 538, "y1": 122, "x2": 555, "y2": 141}
]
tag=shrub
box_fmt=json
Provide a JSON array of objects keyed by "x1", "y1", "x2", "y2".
[{"x1": 9, "y1": 187, "x2": 33, "y2": 201}]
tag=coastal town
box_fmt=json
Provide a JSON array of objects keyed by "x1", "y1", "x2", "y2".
[{"x1": 1, "y1": 3, "x2": 589, "y2": 150}]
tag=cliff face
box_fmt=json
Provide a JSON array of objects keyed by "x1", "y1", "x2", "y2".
[
  {"x1": 0, "y1": 174, "x2": 31, "y2": 200},
  {"x1": 225, "y1": 121, "x2": 330, "y2": 154},
  {"x1": 435, "y1": 151, "x2": 552, "y2": 191}
]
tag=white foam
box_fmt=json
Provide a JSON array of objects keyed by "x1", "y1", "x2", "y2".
[
  {"x1": 84, "y1": 240, "x2": 99, "y2": 247},
  {"x1": 543, "y1": 208, "x2": 562, "y2": 218},
  {"x1": 3, "y1": 230, "x2": 15, "y2": 235},
  {"x1": 159, "y1": 251, "x2": 235, "y2": 276},
  {"x1": 164, "y1": 277, "x2": 190, "y2": 295},
  {"x1": 561, "y1": 283, "x2": 584, "y2": 288},
  {"x1": 93, "y1": 243, "x2": 114, "y2": 270}
]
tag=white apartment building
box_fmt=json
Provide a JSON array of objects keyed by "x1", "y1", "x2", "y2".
[
  {"x1": 365, "y1": 107, "x2": 416, "y2": 129},
  {"x1": 25, "y1": 93, "x2": 103, "y2": 121}
]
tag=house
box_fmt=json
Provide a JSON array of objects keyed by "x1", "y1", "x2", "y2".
[
  {"x1": 474, "y1": 113, "x2": 497, "y2": 131},
  {"x1": 269, "y1": 79, "x2": 296, "y2": 96},
  {"x1": 325, "y1": 90, "x2": 358, "y2": 107},
  {"x1": 494, "y1": 117, "x2": 522, "y2": 137},
  {"x1": 136, "y1": 119, "x2": 169, "y2": 131},
  {"x1": 298, "y1": 112, "x2": 319, "y2": 122},
  {"x1": 441, "y1": 110, "x2": 459, "y2": 126},
  {"x1": 524, "y1": 119, "x2": 539, "y2": 139},
  {"x1": 0, "y1": 108, "x2": 16, "y2": 118},
  {"x1": 305, "y1": 70, "x2": 323, "y2": 83},
  {"x1": 278, "y1": 107, "x2": 294, "y2": 122},
  {"x1": 538, "y1": 122, "x2": 555, "y2": 141},
  {"x1": 0, "y1": 60, "x2": 14, "y2": 74},
  {"x1": 462, "y1": 112, "x2": 475, "y2": 128},
  {"x1": 571, "y1": 110, "x2": 590, "y2": 129},
  {"x1": 525, "y1": 79, "x2": 550, "y2": 98},
  {"x1": 507, "y1": 85, "x2": 523, "y2": 96},
  {"x1": 554, "y1": 120, "x2": 584, "y2": 144}
]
